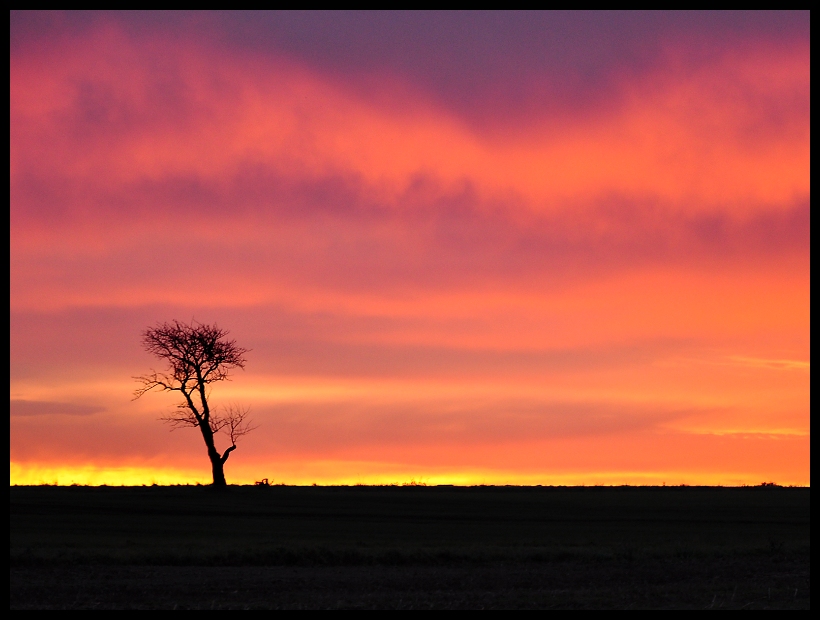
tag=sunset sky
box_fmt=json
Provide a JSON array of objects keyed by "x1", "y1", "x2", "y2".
[{"x1": 10, "y1": 11, "x2": 809, "y2": 486}]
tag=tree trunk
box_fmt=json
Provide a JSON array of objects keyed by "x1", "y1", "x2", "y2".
[
  {"x1": 200, "y1": 423, "x2": 228, "y2": 486},
  {"x1": 210, "y1": 455, "x2": 227, "y2": 487}
]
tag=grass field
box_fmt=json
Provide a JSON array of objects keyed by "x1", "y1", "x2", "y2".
[{"x1": 10, "y1": 485, "x2": 810, "y2": 609}]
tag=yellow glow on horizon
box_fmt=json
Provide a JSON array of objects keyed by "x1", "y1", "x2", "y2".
[
  {"x1": 10, "y1": 461, "x2": 809, "y2": 488},
  {"x1": 10, "y1": 462, "x2": 211, "y2": 487}
]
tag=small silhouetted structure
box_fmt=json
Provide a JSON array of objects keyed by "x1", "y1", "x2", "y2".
[{"x1": 134, "y1": 320, "x2": 256, "y2": 486}]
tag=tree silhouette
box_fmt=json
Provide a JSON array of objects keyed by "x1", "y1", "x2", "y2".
[{"x1": 134, "y1": 320, "x2": 255, "y2": 486}]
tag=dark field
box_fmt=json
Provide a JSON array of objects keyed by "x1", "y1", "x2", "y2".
[{"x1": 10, "y1": 485, "x2": 810, "y2": 609}]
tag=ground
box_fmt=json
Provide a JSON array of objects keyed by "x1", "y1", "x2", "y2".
[{"x1": 10, "y1": 485, "x2": 810, "y2": 609}]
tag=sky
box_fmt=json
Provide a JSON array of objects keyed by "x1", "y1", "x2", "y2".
[{"x1": 10, "y1": 11, "x2": 810, "y2": 486}]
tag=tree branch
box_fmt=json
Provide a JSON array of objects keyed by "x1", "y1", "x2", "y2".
[{"x1": 220, "y1": 444, "x2": 236, "y2": 464}]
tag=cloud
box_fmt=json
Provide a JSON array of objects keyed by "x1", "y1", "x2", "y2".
[
  {"x1": 10, "y1": 11, "x2": 810, "y2": 130},
  {"x1": 9, "y1": 176, "x2": 810, "y2": 315},
  {"x1": 10, "y1": 19, "x2": 809, "y2": 221},
  {"x1": 10, "y1": 19, "x2": 809, "y2": 321},
  {"x1": 254, "y1": 398, "x2": 692, "y2": 451},
  {"x1": 727, "y1": 356, "x2": 809, "y2": 371},
  {"x1": 10, "y1": 400, "x2": 105, "y2": 417}
]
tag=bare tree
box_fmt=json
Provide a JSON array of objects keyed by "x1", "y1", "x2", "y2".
[{"x1": 134, "y1": 320, "x2": 255, "y2": 486}]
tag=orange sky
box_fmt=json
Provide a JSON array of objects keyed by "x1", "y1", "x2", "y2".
[{"x1": 10, "y1": 12, "x2": 809, "y2": 486}]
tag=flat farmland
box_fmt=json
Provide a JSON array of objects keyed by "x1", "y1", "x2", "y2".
[{"x1": 10, "y1": 485, "x2": 810, "y2": 609}]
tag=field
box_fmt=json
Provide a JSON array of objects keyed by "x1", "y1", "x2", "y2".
[{"x1": 10, "y1": 485, "x2": 810, "y2": 609}]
